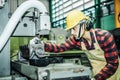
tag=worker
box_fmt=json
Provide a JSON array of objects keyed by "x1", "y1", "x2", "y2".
[{"x1": 31, "y1": 10, "x2": 119, "y2": 80}]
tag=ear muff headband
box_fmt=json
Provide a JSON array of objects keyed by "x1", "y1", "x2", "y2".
[
  {"x1": 77, "y1": 23, "x2": 82, "y2": 38},
  {"x1": 76, "y1": 20, "x2": 85, "y2": 40},
  {"x1": 76, "y1": 19, "x2": 94, "y2": 40}
]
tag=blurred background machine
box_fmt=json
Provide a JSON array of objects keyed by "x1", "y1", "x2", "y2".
[{"x1": 0, "y1": 0, "x2": 92, "y2": 80}]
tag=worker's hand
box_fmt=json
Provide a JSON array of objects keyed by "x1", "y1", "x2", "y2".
[{"x1": 29, "y1": 37, "x2": 41, "y2": 45}]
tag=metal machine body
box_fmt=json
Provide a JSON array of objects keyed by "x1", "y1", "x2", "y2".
[
  {"x1": 0, "y1": 0, "x2": 50, "y2": 78},
  {"x1": 18, "y1": 40, "x2": 92, "y2": 80},
  {"x1": 0, "y1": 0, "x2": 5, "y2": 8},
  {"x1": 13, "y1": 9, "x2": 36, "y2": 36},
  {"x1": 0, "y1": 0, "x2": 50, "y2": 52},
  {"x1": 0, "y1": 0, "x2": 10, "y2": 76},
  {"x1": 12, "y1": 61, "x2": 92, "y2": 80}
]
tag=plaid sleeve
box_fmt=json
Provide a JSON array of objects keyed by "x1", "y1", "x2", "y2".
[
  {"x1": 44, "y1": 36, "x2": 77, "y2": 52},
  {"x1": 94, "y1": 31, "x2": 119, "y2": 80}
]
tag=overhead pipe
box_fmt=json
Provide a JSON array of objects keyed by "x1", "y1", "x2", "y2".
[{"x1": 0, "y1": 0, "x2": 48, "y2": 52}]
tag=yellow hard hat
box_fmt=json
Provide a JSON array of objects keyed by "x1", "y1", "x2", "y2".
[{"x1": 66, "y1": 10, "x2": 89, "y2": 30}]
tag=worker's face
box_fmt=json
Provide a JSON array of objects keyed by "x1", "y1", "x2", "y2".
[
  {"x1": 71, "y1": 23, "x2": 85, "y2": 39},
  {"x1": 71, "y1": 24, "x2": 79, "y2": 38}
]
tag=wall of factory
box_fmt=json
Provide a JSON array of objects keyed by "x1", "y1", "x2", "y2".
[
  {"x1": 50, "y1": 0, "x2": 115, "y2": 31},
  {"x1": 101, "y1": 14, "x2": 115, "y2": 30}
]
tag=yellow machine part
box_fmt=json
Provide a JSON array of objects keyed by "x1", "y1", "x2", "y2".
[{"x1": 114, "y1": 0, "x2": 120, "y2": 28}]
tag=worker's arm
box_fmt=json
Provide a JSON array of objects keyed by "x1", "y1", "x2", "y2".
[
  {"x1": 94, "y1": 32, "x2": 119, "y2": 80},
  {"x1": 44, "y1": 36, "x2": 78, "y2": 52}
]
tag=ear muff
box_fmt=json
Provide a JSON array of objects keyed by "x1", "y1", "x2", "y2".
[
  {"x1": 79, "y1": 19, "x2": 93, "y2": 31},
  {"x1": 86, "y1": 20, "x2": 93, "y2": 31},
  {"x1": 76, "y1": 19, "x2": 93, "y2": 40},
  {"x1": 86, "y1": 17, "x2": 96, "y2": 31}
]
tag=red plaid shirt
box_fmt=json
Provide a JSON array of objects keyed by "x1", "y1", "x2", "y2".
[{"x1": 44, "y1": 28, "x2": 119, "y2": 80}]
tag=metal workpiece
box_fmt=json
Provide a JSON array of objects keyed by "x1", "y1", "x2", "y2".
[{"x1": 29, "y1": 37, "x2": 46, "y2": 59}]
